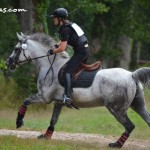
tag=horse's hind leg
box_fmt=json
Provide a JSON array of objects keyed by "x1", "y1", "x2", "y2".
[
  {"x1": 38, "y1": 102, "x2": 63, "y2": 139},
  {"x1": 107, "y1": 106, "x2": 135, "y2": 148},
  {"x1": 131, "y1": 93, "x2": 150, "y2": 126}
]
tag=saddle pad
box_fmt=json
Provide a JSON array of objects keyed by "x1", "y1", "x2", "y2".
[{"x1": 58, "y1": 69, "x2": 100, "y2": 88}]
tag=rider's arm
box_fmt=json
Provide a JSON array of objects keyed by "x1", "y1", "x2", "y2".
[
  {"x1": 53, "y1": 41, "x2": 67, "y2": 54},
  {"x1": 49, "y1": 26, "x2": 69, "y2": 54}
]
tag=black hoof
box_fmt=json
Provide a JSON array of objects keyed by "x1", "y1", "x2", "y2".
[
  {"x1": 109, "y1": 142, "x2": 122, "y2": 148},
  {"x1": 16, "y1": 119, "x2": 24, "y2": 128},
  {"x1": 37, "y1": 134, "x2": 46, "y2": 139}
]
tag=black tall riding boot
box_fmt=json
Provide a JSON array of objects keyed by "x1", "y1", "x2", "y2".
[{"x1": 64, "y1": 73, "x2": 72, "y2": 106}]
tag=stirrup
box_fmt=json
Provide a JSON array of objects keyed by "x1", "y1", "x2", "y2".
[
  {"x1": 63, "y1": 95, "x2": 72, "y2": 107},
  {"x1": 63, "y1": 95, "x2": 71, "y2": 103}
]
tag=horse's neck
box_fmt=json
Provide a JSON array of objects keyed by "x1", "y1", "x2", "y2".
[
  {"x1": 32, "y1": 52, "x2": 68, "y2": 79},
  {"x1": 29, "y1": 41, "x2": 69, "y2": 79}
]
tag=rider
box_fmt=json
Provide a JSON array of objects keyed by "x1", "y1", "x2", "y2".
[{"x1": 48, "y1": 8, "x2": 89, "y2": 107}]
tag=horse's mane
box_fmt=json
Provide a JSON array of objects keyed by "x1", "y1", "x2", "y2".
[
  {"x1": 29, "y1": 33, "x2": 55, "y2": 48},
  {"x1": 27, "y1": 33, "x2": 69, "y2": 59}
]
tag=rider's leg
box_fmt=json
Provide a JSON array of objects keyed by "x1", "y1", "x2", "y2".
[
  {"x1": 63, "y1": 73, "x2": 72, "y2": 106},
  {"x1": 61, "y1": 52, "x2": 88, "y2": 106}
]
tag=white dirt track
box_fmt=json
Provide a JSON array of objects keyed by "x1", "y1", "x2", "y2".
[{"x1": 0, "y1": 129, "x2": 150, "y2": 150}]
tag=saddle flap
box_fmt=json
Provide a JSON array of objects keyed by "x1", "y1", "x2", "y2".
[{"x1": 73, "y1": 61, "x2": 102, "y2": 80}]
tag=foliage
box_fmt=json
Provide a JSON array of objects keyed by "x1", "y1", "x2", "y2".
[
  {"x1": 0, "y1": 0, "x2": 150, "y2": 98},
  {"x1": 0, "y1": 58, "x2": 7, "y2": 71},
  {"x1": 0, "y1": 72, "x2": 22, "y2": 109},
  {"x1": 0, "y1": 13, "x2": 20, "y2": 58},
  {"x1": 34, "y1": 0, "x2": 50, "y2": 33},
  {"x1": 12, "y1": 63, "x2": 37, "y2": 96}
]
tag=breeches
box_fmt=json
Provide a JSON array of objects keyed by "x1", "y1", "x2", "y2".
[{"x1": 62, "y1": 48, "x2": 89, "y2": 76}]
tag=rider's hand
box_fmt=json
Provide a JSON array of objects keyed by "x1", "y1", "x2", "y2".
[
  {"x1": 47, "y1": 49, "x2": 54, "y2": 55},
  {"x1": 55, "y1": 44, "x2": 59, "y2": 48}
]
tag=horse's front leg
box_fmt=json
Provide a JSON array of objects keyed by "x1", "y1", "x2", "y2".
[
  {"x1": 38, "y1": 102, "x2": 63, "y2": 139},
  {"x1": 16, "y1": 93, "x2": 48, "y2": 128}
]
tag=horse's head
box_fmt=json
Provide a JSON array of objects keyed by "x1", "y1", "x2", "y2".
[{"x1": 6, "y1": 33, "x2": 30, "y2": 70}]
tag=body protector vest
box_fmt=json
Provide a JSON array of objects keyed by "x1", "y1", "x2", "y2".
[{"x1": 59, "y1": 22, "x2": 88, "y2": 50}]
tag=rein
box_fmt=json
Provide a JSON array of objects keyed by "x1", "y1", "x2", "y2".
[
  {"x1": 17, "y1": 54, "x2": 51, "y2": 64},
  {"x1": 44, "y1": 54, "x2": 56, "y2": 86}
]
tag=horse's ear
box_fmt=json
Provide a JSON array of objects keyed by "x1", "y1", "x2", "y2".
[
  {"x1": 16, "y1": 32, "x2": 24, "y2": 41},
  {"x1": 20, "y1": 32, "x2": 25, "y2": 37}
]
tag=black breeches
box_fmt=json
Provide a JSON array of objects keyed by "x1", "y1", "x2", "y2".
[{"x1": 63, "y1": 50, "x2": 88, "y2": 76}]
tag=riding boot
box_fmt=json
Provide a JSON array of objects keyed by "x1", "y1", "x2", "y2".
[{"x1": 63, "y1": 73, "x2": 72, "y2": 107}]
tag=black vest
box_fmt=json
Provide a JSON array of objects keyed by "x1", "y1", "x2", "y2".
[{"x1": 59, "y1": 22, "x2": 88, "y2": 50}]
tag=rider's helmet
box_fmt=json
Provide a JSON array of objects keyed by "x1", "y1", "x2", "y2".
[{"x1": 51, "y1": 8, "x2": 68, "y2": 19}]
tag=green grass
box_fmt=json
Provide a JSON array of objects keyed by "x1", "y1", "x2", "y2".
[
  {"x1": 0, "y1": 100, "x2": 150, "y2": 140},
  {"x1": 0, "y1": 135, "x2": 140, "y2": 150},
  {"x1": 0, "y1": 136, "x2": 103, "y2": 150}
]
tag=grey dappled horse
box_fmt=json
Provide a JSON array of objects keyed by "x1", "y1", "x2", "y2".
[{"x1": 6, "y1": 33, "x2": 150, "y2": 148}]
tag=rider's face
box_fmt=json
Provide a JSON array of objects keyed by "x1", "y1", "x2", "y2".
[{"x1": 53, "y1": 17, "x2": 59, "y2": 26}]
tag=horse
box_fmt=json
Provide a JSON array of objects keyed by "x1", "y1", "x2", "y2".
[{"x1": 6, "y1": 32, "x2": 150, "y2": 148}]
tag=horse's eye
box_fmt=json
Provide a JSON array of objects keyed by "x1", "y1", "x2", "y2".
[{"x1": 14, "y1": 48, "x2": 20, "y2": 52}]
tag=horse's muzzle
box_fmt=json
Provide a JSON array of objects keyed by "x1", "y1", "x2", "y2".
[{"x1": 6, "y1": 57, "x2": 16, "y2": 70}]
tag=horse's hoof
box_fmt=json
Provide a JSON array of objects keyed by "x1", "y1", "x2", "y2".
[
  {"x1": 109, "y1": 142, "x2": 122, "y2": 148},
  {"x1": 37, "y1": 134, "x2": 45, "y2": 139},
  {"x1": 37, "y1": 134, "x2": 49, "y2": 139},
  {"x1": 16, "y1": 119, "x2": 24, "y2": 128}
]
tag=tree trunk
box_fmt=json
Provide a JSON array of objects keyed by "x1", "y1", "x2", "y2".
[
  {"x1": 117, "y1": 35, "x2": 132, "y2": 70},
  {"x1": 130, "y1": 41, "x2": 141, "y2": 70},
  {"x1": 19, "y1": 0, "x2": 33, "y2": 33}
]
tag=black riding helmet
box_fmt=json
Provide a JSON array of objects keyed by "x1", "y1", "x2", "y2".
[{"x1": 51, "y1": 8, "x2": 68, "y2": 19}]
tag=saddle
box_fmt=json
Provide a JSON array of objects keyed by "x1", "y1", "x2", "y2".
[
  {"x1": 73, "y1": 61, "x2": 102, "y2": 80},
  {"x1": 58, "y1": 61, "x2": 102, "y2": 88}
]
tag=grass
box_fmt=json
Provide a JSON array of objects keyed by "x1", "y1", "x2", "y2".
[
  {"x1": 0, "y1": 100, "x2": 150, "y2": 139},
  {"x1": 0, "y1": 135, "x2": 142, "y2": 150}
]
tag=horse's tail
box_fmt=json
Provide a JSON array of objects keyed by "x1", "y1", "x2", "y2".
[{"x1": 132, "y1": 67, "x2": 150, "y2": 87}]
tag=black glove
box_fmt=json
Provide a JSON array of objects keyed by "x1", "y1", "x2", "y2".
[
  {"x1": 55, "y1": 44, "x2": 59, "y2": 48},
  {"x1": 47, "y1": 49, "x2": 54, "y2": 55}
]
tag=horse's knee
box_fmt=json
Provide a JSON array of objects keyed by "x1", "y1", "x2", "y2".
[{"x1": 23, "y1": 100, "x2": 31, "y2": 106}]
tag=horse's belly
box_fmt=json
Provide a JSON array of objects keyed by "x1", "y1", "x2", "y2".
[{"x1": 72, "y1": 88, "x2": 104, "y2": 108}]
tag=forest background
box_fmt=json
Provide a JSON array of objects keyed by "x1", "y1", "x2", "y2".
[{"x1": 0, "y1": 0, "x2": 149, "y2": 103}]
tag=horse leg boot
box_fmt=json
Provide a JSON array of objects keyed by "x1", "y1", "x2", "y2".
[
  {"x1": 63, "y1": 73, "x2": 72, "y2": 107},
  {"x1": 109, "y1": 117, "x2": 135, "y2": 148},
  {"x1": 38, "y1": 103, "x2": 63, "y2": 139},
  {"x1": 16, "y1": 100, "x2": 30, "y2": 128}
]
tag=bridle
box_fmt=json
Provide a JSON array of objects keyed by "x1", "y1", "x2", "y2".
[{"x1": 8, "y1": 40, "x2": 56, "y2": 86}]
